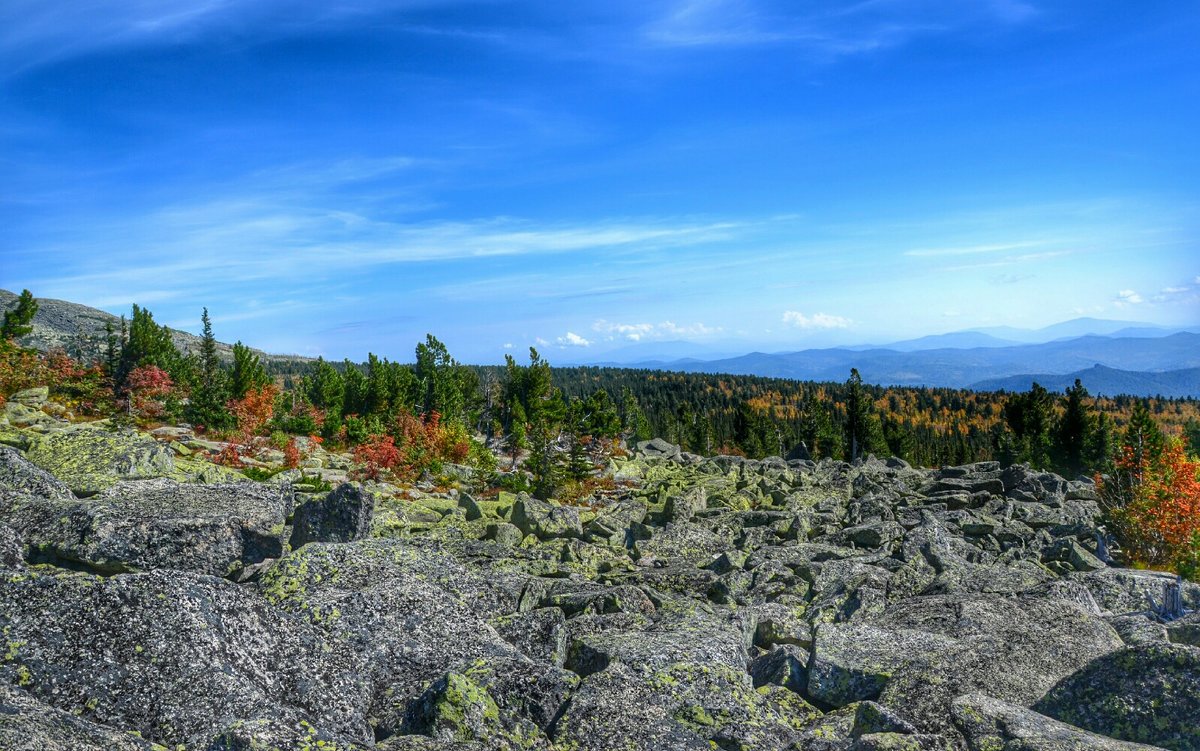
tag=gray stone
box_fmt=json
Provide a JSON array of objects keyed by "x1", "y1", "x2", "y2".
[
  {"x1": 24, "y1": 424, "x2": 179, "y2": 496},
  {"x1": 1034, "y1": 642, "x2": 1200, "y2": 751},
  {"x1": 0, "y1": 567, "x2": 370, "y2": 750},
  {"x1": 953, "y1": 693, "x2": 1163, "y2": 751},
  {"x1": 510, "y1": 493, "x2": 583, "y2": 540},
  {"x1": 0, "y1": 478, "x2": 293, "y2": 577},
  {"x1": 0, "y1": 684, "x2": 160, "y2": 751},
  {"x1": 0, "y1": 446, "x2": 73, "y2": 500},
  {"x1": 290, "y1": 482, "x2": 373, "y2": 548}
]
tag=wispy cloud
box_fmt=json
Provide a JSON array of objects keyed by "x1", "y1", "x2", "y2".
[
  {"x1": 644, "y1": 0, "x2": 1038, "y2": 56},
  {"x1": 592, "y1": 319, "x2": 722, "y2": 342},
  {"x1": 0, "y1": 0, "x2": 450, "y2": 75},
  {"x1": 781, "y1": 310, "x2": 851, "y2": 330},
  {"x1": 24, "y1": 195, "x2": 744, "y2": 302},
  {"x1": 904, "y1": 240, "x2": 1045, "y2": 258}
]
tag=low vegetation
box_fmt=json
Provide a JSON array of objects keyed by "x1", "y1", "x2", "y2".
[{"x1": 2, "y1": 289, "x2": 1198, "y2": 577}]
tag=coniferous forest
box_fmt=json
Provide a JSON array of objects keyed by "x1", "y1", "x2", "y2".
[{"x1": 4, "y1": 295, "x2": 1200, "y2": 574}]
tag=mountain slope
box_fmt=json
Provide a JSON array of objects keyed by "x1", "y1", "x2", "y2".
[
  {"x1": 0, "y1": 289, "x2": 307, "y2": 364},
  {"x1": 971, "y1": 364, "x2": 1200, "y2": 398}
]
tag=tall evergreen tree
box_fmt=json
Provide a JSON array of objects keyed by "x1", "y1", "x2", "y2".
[
  {"x1": 186, "y1": 308, "x2": 233, "y2": 430},
  {"x1": 341, "y1": 359, "x2": 369, "y2": 417},
  {"x1": 504, "y1": 348, "x2": 566, "y2": 497},
  {"x1": 844, "y1": 368, "x2": 883, "y2": 460},
  {"x1": 118, "y1": 305, "x2": 182, "y2": 388},
  {"x1": 1002, "y1": 382, "x2": 1054, "y2": 468},
  {"x1": 230, "y1": 341, "x2": 269, "y2": 399},
  {"x1": 0, "y1": 289, "x2": 38, "y2": 340},
  {"x1": 1054, "y1": 379, "x2": 1092, "y2": 476},
  {"x1": 1123, "y1": 401, "x2": 1166, "y2": 469}
]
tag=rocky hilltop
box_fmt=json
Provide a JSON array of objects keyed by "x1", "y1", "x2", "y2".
[
  {"x1": 1, "y1": 408, "x2": 1199, "y2": 750},
  {"x1": 0, "y1": 289, "x2": 307, "y2": 365}
]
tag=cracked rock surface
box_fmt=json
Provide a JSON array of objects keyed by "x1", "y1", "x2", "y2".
[{"x1": 2, "y1": 438, "x2": 1198, "y2": 750}]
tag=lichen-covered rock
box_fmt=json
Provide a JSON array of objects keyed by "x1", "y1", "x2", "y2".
[
  {"x1": 0, "y1": 567, "x2": 370, "y2": 750},
  {"x1": 23, "y1": 424, "x2": 180, "y2": 496},
  {"x1": 1167, "y1": 612, "x2": 1200, "y2": 647},
  {"x1": 749, "y1": 643, "x2": 807, "y2": 693},
  {"x1": 257, "y1": 538, "x2": 537, "y2": 737},
  {"x1": 0, "y1": 478, "x2": 293, "y2": 577},
  {"x1": 490, "y1": 607, "x2": 570, "y2": 666},
  {"x1": 0, "y1": 523, "x2": 23, "y2": 568},
  {"x1": 0, "y1": 445, "x2": 73, "y2": 500},
  {"x1": 1034, "y1": 642, "x2": 1200, "y2": 751},
  {"x1": 876, "y1": 594, "x2": 1123, "y2": 736},
  {"x1": 808, "y1": 622, "x2": 958, "y2": 707},
  {"x1": 401, "y1": 657, "x2": 576, "y2": 749},
  {"x1": 290, "y1": 482, "x2": 374, "y2": 548},
  {"x1": 0, "y1": 684, "x2": 163, "y2": 751},
  {"x1": 952, "y1": 693, "x2": 1165, "y2": 751},
  {"x1": 510, "y1": 493, "x2": 583, "y2": 540}
]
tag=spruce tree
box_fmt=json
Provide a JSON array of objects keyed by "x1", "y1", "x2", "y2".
[
  {"x1": 1054, "y1": 379, "x2": 1092, "y2": 476},
  {"x1": 186, "y1": 308, "x2": 233, "y2": 430},
  {"x1": 230, "y1": 341, "x2": 269, "y2": 399},
  {"x1": 0, "y1": 289, "x2": 38, "y2": 340}
]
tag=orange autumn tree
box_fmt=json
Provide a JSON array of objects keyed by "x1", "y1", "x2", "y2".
[{"x1": 1099, "y1": 433, "x2": 1200, "y2": 579}]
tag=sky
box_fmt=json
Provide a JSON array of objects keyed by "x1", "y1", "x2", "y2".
[{"x1": 1, "y1": 0, "x2": 1198, "y2": 363}]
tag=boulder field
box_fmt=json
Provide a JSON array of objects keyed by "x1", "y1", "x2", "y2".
[{"x1": 1, "y1": 433, "x2": 1198, "y2": 751}]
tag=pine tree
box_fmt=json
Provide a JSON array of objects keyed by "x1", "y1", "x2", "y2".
[
  {"x1": 186, "y1": 308, "x2": 233, "y2": 430},
  {"x1": 1054, "y1": 379, "x2": 1092, "y2": 476},
  {"x1": 0, "y1": 289, "x2": 38, "y2": 340},
  {"x1": 845, "y1": 368, "x2": 877, "y2": 461},
  {"x1": 117, "y1": 305, "x2": 183, "y2": 392},
  {"x1": 230, "y1": 341, "x2": 269, "y2": 399}
]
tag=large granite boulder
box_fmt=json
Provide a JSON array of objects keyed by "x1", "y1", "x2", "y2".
[
  {"x1": 0, "y1": 567, "x2": 370, "y2": 750},
  {"x1": 23, "y1": 424, "x2": 179, "y2": 496},
  {"x1": 0, "y1": 478, "x2": 293, "y2": 577},
  {"x1": 290, "y1": 482, "x2": 374, "y2": 548},
  {"x1": 1034, "y1": 642, "x2": 1200, "y2": 751},
  {"x1": 0, "y1": 684, "x2": 163, "y2": 751},
  {"x1": 952, "y1": 693, "x2": 1166, "y2": 751},
  {"x1": 0, "y1": 446, "x2": 73, "y2": 500}
]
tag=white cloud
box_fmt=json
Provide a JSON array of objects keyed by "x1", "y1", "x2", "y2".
[
  {"x1": 904, "y1": 240, "x2": 1044, "y2": 258},
  {"x1": 591, "y1": 319, "x2": 721, "y2": 341},
  {"x1": 1115, "y1": 289, "x2": 1144, "y2": 305},
  {"x1": 644, "y1": 0, "x2": 1038, "y2": 57},
  {"x1": 502, "y1": 342, "x2": 514, "y2": 349},
  {"x1": 535, "y1": 337, "x2": 549, "y2": 346},
  {"x1": 1161, "y1": 286, "x2": 1188, "y2": 295},
  {"x1": 781, "y1": 311, "x2": 851, "y2": 330},
  {"x1": 556, "y1": 331, "x2": 591, "y2": 347}
]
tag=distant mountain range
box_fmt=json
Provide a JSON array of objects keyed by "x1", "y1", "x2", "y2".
[
  {"x1": 971, "y1": 364, "x2": 1200, "y2": 399},
  {"x1": 610, "y1": 329, "x2": 1200, "y2": 397}
]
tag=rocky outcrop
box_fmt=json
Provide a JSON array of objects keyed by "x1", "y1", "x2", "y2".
[
  {"x1": 290, "y1": 482, "x2": 375, "y2": 548},
  {"x1": 0, "y1": 567, "x2": 370, "y2": 750},
  {"x1": 1, "y1": 431, "x2": 1196, "y2": 750},
  {"x1": 23, "y1": 424, "x2": 180, "y2": 496},
  {"x1": 0, "y1": 684, "x2": 163, "y2": 751},
  {"x1": 0, "y1": 477, "x2": 294, "y2": 577},
  {"x1": 1034, "y1": 643, "x2": 1200, "y2": 750}
]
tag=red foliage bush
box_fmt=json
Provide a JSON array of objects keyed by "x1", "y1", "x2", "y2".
[
  {"x1": 351, "y1": 433, "x2": 402, "y2": 481},
  {"x1": 125, "y1": 365, "x2": 174, "y2": 420}
]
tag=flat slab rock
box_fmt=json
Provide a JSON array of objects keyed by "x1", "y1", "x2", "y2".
[
  {"x1": 0, "y1": 566, "x2": 370, "y2": 750},
  {"x1": 0, "y1": 477, "x2": 294, "y2": 577}
]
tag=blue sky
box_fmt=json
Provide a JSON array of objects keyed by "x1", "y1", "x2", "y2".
[{"x1": 1, "y1": 1, "x2": 1197, "y2": 363}]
